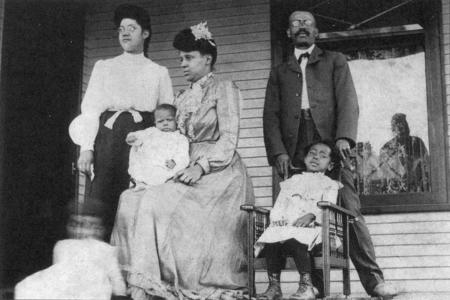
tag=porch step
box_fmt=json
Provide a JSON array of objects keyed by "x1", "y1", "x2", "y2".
[
  {"x1": 391, "y1": 292, "x2": 450, "y2": 300},
  {"x1": 317, "y1": 292, "x2": 450, "y2": 300},
  {"x1": 279, "y1": 292, "x2": 450, "y2": 300}
]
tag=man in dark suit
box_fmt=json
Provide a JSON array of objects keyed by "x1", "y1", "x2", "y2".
[{"x1": 262, "y1": 11, "x2": 399, "y2": 299}]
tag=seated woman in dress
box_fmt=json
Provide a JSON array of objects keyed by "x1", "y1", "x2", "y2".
[{"x1": 111, "y1": 22, "x2": 255, "y2": 300}]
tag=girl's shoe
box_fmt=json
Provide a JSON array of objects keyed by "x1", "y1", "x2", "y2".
[
  {"x1": 289, "y1": 273, "x2": 316, "y2": 300},
  {"x1": 257, "y1": 273, "x2": 282, "y2": 300},
  {"x1": 288, "y1": 284, "x2": 315, "y2": 300}
]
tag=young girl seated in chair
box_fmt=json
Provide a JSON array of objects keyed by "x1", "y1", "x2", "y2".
[
  {"x1": 255, "y1": 140, "x2": 342, "y2": 300},
  {"x1": 14, "y1": 198, "x2": 126, "y2": 300}
]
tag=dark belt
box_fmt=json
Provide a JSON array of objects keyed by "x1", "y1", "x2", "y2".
[{"x1": 300, "y1": 109, "x2": 312, "y2": 120}]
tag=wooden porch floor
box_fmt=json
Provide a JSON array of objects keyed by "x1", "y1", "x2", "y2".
[{"x1": 3, "y1": 289, "x2": 450, "y2": 300}]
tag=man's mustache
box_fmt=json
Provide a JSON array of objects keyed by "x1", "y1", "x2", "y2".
[{"x1": 295, "y1": 29, "x2": 310, "y2": 37}]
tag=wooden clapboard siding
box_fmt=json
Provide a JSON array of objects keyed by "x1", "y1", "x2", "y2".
[{"x1": 78, "y1": 0, "x2": 271, "y2": 204}]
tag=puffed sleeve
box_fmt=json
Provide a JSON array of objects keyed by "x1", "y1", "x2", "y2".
[
  {"x1": 158, "y1": 67, "x2": 175, "y2": 105},
  {"x1": 69, "y1": 60, "x2": 108, "y2": 151},
  {"x1": 171, "y1": 134, "x2": 190, "y2": 172},
  {"x1": 195, "y1": 81, "x2": 240, "y2": 174}
]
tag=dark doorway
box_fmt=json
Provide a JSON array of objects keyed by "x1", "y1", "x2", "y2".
[{"x1": 0, "y1": 0, "x2": 85, "y2": 287}]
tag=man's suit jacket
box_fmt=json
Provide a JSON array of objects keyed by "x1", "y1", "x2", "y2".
[{"x1": 263, "y1": 46, "x2": 359, "y2": 166}]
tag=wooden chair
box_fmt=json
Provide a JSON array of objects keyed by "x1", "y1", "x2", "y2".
[{"x1": 240, "y1": 200, "x2": 357, "y2": 299}]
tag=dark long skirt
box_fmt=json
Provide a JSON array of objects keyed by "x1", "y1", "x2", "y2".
[{"x1": 90, "y1": 110, "x2": 154, "y2": 239}]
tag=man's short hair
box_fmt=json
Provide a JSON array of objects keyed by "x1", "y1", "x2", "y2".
[{"x1": 173, "y1": 28, "x2": 218, "y2": 67}]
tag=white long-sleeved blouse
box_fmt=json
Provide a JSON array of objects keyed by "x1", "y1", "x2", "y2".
[{"x1": 69, "y1": 52, "x2": 174, "y2": 151}]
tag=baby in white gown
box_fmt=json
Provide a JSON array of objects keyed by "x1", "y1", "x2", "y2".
[
  {"x1": 127, "y1": 104, "x2": 190, "y2": 187},
  {"x1": 14, "y1": 199, "x2": 126, "y2": 300}
]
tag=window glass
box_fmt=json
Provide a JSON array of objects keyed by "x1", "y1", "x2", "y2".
[{"x1": 347, "y1": 48, "x2": 430, "y2": 195}]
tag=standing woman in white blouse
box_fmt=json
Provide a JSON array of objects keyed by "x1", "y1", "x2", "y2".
[{"x1": 69, "y1": 4, "x2": 173, "y2": 239}]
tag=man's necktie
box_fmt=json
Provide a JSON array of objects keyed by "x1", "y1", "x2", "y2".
[{"x1": 298, "y1": 52, "x2": 310, "y2": 64}]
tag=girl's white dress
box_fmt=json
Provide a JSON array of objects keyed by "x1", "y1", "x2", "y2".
[
  {"x1": 128, "y1": 127, "x2": 190, "y2": 186},
  {"x1": 14, "y1": 239, "x2": 126, "y2": 300},
  {"x1": 255, "y1": 172, "x2": 342, "y2": 257}
]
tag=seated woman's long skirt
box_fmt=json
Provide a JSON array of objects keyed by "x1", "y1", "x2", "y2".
[{"x1": 111, "y1": 153, "x2": 254, "y2": 299}]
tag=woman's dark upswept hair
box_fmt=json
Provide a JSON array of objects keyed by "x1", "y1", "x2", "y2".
[
  {"x1": 114, "y1": 4, "x2": 152, "y2": 57},
  {"x1": 173, "y1": 28, "x2": 218, "y2": 67}
]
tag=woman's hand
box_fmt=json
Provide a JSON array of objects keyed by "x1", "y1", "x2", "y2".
[
  {"x1": 77, "y1": 150, "x2": 94, "y2": 176},
  {"x1": 174, "y1": 164, "x2": 203, "y2": 185},
  {"x1": 292, "y1": 213, "x2": 315, "y2": 227}
]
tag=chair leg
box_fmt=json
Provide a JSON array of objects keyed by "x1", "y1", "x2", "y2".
[
  {"x1": 321, "y1": 208, "x2": 331, "y2": 298},
  {"x1": 322, "y1": 264, "x2": 330, "y2": 297},
  {"x1": 248, "y1": 262, "x2": 255, "y2": 298},
  {"x1": 343, "y1": 268, "x2": 351, "y2": 296},
  {"x1": 247, "y1": 212, "x2": 256, "y2": 298}
]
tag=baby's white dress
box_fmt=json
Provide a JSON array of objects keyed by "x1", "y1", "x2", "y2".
[
  {"x1": 15, "y1": 239, "x2": 126, "y2": 300},
  {"x1": 128, "y1": 127, "x2": 190, "y2": 186},
  {"x1": 255, "y1": 172, "x2": 342, "y2": 256}
]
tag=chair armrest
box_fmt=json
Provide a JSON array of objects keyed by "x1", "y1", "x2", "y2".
[
  {"x1": 240, "y1": 204, "x2": 270, "y2": 215},
  {"x1": 317, "y1": 201, "x2": 358, "y2": 219}
]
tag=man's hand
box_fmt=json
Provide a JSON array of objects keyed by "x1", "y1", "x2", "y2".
[
  {"x1": 173, "y1": 164, "x2": 203, "y2": 185},
  {"x1": 275, "y1": 153, "x2": 290, "y2": 180},
  {"x1": 292, "y1": 213, "x2": 315, "y2": 227},
  {"x1": 336, "y1": 139, "x2": 351, "y2": 159},
  {"x1": 77, "y1": 150, "x2": 94, "y2": 177}
]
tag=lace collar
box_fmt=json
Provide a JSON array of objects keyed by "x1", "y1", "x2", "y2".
[{"x1": 190, "y1": 72, "x2": 214, "y2": 90}]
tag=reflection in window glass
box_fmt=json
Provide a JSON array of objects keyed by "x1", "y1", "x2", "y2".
[{"x1": 348, "y1": 51, "x2": 430, "y2": 195}]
